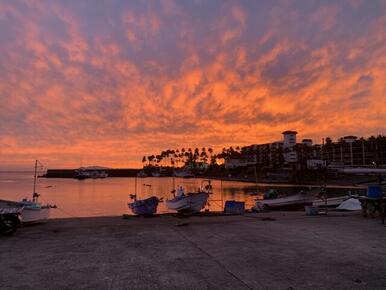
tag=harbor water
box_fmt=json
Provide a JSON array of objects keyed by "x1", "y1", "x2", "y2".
[{"x1": 0, "y1": 172, "x2": 365, "y2": 218}]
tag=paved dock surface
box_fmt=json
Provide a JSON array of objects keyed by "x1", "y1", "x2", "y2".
[{"x1": 1, "y1": 212, "x2": 386, "y2": 290}]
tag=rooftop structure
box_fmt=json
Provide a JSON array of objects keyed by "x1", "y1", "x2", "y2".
[{"x1": 282, "y1": 131, "x2": 297, "y2": 148}]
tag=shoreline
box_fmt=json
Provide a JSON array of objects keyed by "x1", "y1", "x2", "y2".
[{"x1": 39, "y1": 174, "x2": 368, "y2": 189}]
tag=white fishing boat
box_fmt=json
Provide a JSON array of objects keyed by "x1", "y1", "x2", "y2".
[
  {"x1": 166, "y1": 192, "x2": 209, "y2": 213},
  {"x1": 255, "y1": 190, "x2": 314, "y2": 210},
  {"x1": 312, "y1": 195, "x2": 351, "y2": 207},
  {"x1": 166, "y1": 180, "x2": 211, "y2": 213},
  {"x1": 0, "y1": 160, "x2": 55, "y2": 223},
  {"x1": 74, "y1": 167, "x2": 108, "y2": 179},
  {"x1": 90, "y1": 170, "x2": 108, "y2": 179},
  {"x1": 0, "y1": 198, "x2": 51, "y2": 223}
]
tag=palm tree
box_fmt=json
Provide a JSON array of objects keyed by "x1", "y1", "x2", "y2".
[
  {"x1": 200, "y1": 150, "x2": 208, "y2": 165},
  {"x1": 148, "y1": 155, "x2": 155, "y2": 166},
  {"x1": 142, "y1": 156, "x2": 147, "y2": 167},
  {"x1": 207, "y1": 148, "x2": 214, "y2": 165}
]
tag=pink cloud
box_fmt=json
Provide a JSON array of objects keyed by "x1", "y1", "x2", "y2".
[{"x1": 0, "y1": 1, "x2": 385, "y2": 169}]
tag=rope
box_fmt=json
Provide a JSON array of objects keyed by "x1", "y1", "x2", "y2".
[
  {"x1": 54, "y1": 207, "x2": 80, "y2": 219},
  {"x1": 40, "y1": 196, "x2": 79, "y2": 219}
]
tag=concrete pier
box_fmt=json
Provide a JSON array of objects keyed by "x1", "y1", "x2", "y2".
[{"x1": 1, "y1": 212, "x2": 385, "y2": 289}]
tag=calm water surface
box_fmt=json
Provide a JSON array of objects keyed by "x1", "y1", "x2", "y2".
[
  {"x1": 1, "y1": 172, "x2": 362, "y2": 218},
  {"x1": 0, "y1": 172, "x2": 261, "y2": 218}
]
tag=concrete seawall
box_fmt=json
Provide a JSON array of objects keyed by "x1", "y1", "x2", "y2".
[{"x1": 1, "y1": 212, "x2": 385, "y2": 289}]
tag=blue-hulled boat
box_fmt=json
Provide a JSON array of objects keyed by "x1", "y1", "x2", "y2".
[{"x1": 128, "y1": 196, "x2": 160, "y2": 216}]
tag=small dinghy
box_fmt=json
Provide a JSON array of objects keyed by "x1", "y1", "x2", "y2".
[{"x1": 166, "y1": 180, "x2": 212, "y2": 214}]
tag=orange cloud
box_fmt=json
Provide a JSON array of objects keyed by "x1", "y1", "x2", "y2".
[{"x1": 0, "y1": 1, "x2": 385, "y2": 169}]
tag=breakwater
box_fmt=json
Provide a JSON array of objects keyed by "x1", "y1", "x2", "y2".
[{"x1": 42, "y1": 168, "x2": 141, "y2": 178}]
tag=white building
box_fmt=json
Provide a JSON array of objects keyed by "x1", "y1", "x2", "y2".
[
  {"x1": 282, "y1": 131, "x2": 298, "y2": 163},
  {"x1": 224, "y1": 158, "x2": 248, "y2": 169},
  {"x1": 283, "y1": 131, "x2": 297, "y2": 148}
]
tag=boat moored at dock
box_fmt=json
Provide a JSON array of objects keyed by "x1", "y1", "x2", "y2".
[{"x1": 74, "y1": 167, "x2": 109, "y2": 179}]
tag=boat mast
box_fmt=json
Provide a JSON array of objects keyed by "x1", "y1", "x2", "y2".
[
  {"x1": 33, "y1": 160, "x2": 38, "y2": 202},
  {"x1": 134, "y1": 177, "x2": 137, "y2": 201}
]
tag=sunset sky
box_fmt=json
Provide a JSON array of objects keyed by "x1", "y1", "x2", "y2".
[{"x1": 0, "y1": 0, "x2": 385, "y2": 169}]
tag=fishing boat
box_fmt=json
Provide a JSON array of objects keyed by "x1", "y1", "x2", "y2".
[
  {"x1": 312, "y1": 195, "x2": 351, "y2": 208},
  {"x1": 0, "y1": 198, "x2": 52, "y2": 223},
  {"x1": 74, "y1": 168, "x2": 91, "y2": 179},
  {"x1": 0, "y1": 160, "x2": 55, "y2": 223},
  {"x1": 137, "y1": 170, "x2": 147, "y2": 177},
  {"x1": 166, "y1": 180, "x2": 211, "y2": 213},
  {"x1": 255, "y1": 189, "x2": 315, "y2": 210},
  {"x1": 74, "y1": 167, "x2": 108, "y2": 179},
  {"x1": 128, "y1": 182, "x2": 160, "y2": 216},
  {"x1": 128, "y1": 196, "x2": 160, "y2": 216},
  {"x1": 90, "y1": 170, "x2": 108, "y2": 179}
]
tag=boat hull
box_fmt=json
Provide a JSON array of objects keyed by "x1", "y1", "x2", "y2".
[
  {"x1": 166, "y1": 192, "x2": 209, "y2": 213},
  {"x1": 312, "y1": 195, "x2": 350, "y2": 207},
  {"x1": 22, "y1": 207, "x2": 50, "y2": 223},
  {"x1": 128, "y1": 196, "x2": 159, "y2": 216},
  {"x1": 256, "y1": 193, "x2": 313, "y2": 210},
  {"x1": 0, "y1": 199, "x2": 51, "y2": 223}
]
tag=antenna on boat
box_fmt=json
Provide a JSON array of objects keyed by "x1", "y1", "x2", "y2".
[{"x1": 32, "y1": 160, "x2": 43, "y2": 203}]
